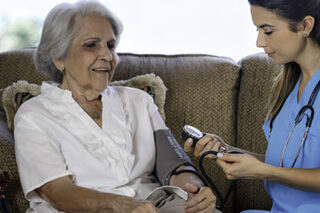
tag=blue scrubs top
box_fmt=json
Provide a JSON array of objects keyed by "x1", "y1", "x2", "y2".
[{"x1": 261, "y1": 69, "x2": 320, "y2": 212}]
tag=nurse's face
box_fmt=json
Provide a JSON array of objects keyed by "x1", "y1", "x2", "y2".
[{"x1": 250, "y1": 6, "x2": 306, "y2": 65}]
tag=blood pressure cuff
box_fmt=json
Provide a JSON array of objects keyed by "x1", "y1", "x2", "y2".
[{"x1": 154, "y1": 129, "x2": 194, "y2": 185}]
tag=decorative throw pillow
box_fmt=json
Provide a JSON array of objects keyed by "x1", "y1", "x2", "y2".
[{"x1": 1, "y1": 73, "x2": 167, "y2": 131}]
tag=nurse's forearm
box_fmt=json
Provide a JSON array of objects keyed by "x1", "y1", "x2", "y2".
[
  {"x1": 233, "y1": 147, "x2": 264, "y2": 161},
  {"x1": 227, "y1": 145, "x2": 265, "y2": 162},
  {"x1": 261, "y1": 165, "x2": 320, "y2": 192}
]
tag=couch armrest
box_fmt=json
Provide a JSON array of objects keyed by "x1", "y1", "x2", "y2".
[
  {"x1": 0, "y1": 171, "x2": 10, "y2": 194},
  {"x1": 0, "y1": 171, "x2": 10, "y2": 213},
  {"x1": 0, "y1": 113, "x2": 28, "y2": 212}
]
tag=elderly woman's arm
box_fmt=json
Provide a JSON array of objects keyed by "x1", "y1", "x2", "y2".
[
  {"x1": 169, "y1": 165, "x2": 216, "y2": 213},
  {"x1": 36, "y1": 176, "x2": 159, "y2": 213}
]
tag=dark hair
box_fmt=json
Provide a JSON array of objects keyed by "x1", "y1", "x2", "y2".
[
  {"x1": 248, "y1": 0, "x2": 320, "y2": 46},
  {"x1": 248, "y1": 0, "x2": 320, "y2": 123}
]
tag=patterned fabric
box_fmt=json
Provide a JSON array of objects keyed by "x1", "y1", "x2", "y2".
[
  {"x1": 237, "y1": 53, "x2": 281, "y2": 211},
  {"x1": 114, "y1": 53, "x2": 241, "y2": 213}
]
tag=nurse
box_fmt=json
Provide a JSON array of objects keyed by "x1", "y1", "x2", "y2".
[{"x1": 184, "y1": 0, "x2": 320, "y2": 212}]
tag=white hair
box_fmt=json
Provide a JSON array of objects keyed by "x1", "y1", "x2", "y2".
[{"x1": 34, "y1": 0, "x2": 123, "y2": 82}]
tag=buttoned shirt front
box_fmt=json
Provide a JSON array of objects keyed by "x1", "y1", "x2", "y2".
[{"x1": 14, "y1": 82, "x2": 167, "y2": 212}]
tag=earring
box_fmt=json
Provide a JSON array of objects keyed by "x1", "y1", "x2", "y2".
[{"x1": 303, "y1": 32, "x2": 308, "y2": 37}]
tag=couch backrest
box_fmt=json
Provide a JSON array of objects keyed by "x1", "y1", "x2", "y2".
[
  {"x1": 236, "y1": 53, "x2": 281, "y2": 211},
  {"x1": 0, "y1": 48, "x2": 46, "y2": 212},
  {"x1": 0, "y1": 48, "x2": 47, "y2": 110},
  {"x1": 0, "y1": 49, "x2": 241, "y2": 145}
]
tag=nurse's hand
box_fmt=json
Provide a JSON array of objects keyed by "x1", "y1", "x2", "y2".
[
  {"x1": 183, "y1": 134, "x2": 230, "y2": 158},
  {"x1": 216, "y1": 153, "x2": 267, "y2": 180}
]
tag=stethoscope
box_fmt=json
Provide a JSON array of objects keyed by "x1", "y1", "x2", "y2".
[
  {"x1": 181, "y1": 125, "x2": 239, "y2": 210},
  {"x1": 270, "y1": 79, "x2": 320, "y2": 168}
]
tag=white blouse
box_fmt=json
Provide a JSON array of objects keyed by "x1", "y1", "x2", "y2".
[{"x1": 14, "y1": 82, "x2": 167, "y2": 212}]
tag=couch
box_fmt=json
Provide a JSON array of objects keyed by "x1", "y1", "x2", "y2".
[{"x1": 0, "y1": 48, "x2": 280, "y2": 213}]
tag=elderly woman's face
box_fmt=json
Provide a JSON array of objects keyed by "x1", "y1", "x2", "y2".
[{"x1": 57, "y1": 14, "x2": 118, "y2": 95}]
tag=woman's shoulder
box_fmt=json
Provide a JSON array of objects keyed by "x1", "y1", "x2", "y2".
[
  {"x1": 16, "y1": 94, "x2": 43, "y2": 112},
  {"x1": 14, "y1": 94, "x2": 47, "y2": 121},
  {"x1": 108, "y1": 86, "x2": 152, "y2": 101}
]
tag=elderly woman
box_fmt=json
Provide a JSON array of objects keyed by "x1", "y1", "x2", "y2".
[{"x1": 14, "y1": 1, "x2": 216, "y2": 212}]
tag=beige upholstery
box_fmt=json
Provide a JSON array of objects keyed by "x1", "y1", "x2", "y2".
[
  {"x1": 0, "y1": 48, "x2": 280, "y2": 212},
  {"x1": 235, "y1": 53, "x2": 281, "y2": 212}
]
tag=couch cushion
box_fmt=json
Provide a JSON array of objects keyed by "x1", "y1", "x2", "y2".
[
  {"x1": 0, "y1": 115, "x2": 29, "y2": 212},
  {"x1": 236, "y1": 53, "x2": 281, "y2": 211},
  {"x1": 0, "y1": 48, "x2": 47, "y2": 111},
  {"x1": 114, "y1": 53, "x2": 241, "y2": 212}
]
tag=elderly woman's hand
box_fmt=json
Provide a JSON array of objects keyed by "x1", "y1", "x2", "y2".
[
  {"x1": 110, "y1": 195, "x2": 160, "y2": 213},
  {"x1": 169, "y1": 165, "x2": 217, "y2": 213},
  {"x1": 184, "y1": 134, "x2": 230, "y2": 159},
  {"x1": 184, "y1": 183, "x2": 216, "y2": 213}
]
